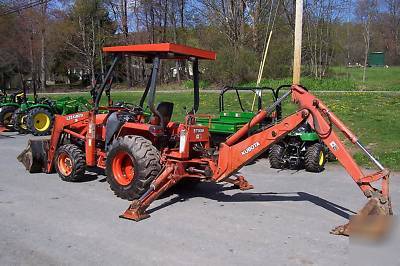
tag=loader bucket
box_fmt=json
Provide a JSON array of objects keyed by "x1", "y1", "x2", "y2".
[
  {"x1": 17, "y1": 139, "x2": 50, "y2": 173},
  {"x1": 331, "y1": 197, "x2": 393, "y2": 240}
]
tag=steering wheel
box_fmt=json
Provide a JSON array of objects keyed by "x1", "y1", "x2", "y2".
[{"x1": 114, "y1": 102, "x2": 144, "y2": 115}]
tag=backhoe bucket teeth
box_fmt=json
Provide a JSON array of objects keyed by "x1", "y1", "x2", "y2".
[
  {"x1": 17, "y1": 139, "x2": 50, "y2": 173},
  {"x1": 330, "y1": 197, "x2": 393, "y2": 239}
]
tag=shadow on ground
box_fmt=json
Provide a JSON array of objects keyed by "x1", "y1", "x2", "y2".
[{"x1": 149, "y1": 182, "x2": 356, "y2": 220}]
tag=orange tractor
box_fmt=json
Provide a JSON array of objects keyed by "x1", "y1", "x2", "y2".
[{"x1": 18, "y1": 43, "x2": 392, "y2": 236}]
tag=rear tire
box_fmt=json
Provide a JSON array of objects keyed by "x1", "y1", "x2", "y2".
[
  {"x1": 12, "y1": 108, "x2": 28, "y2": 134},
  {"x1": 304, "y1": 143, "x2": 326, "y2": 173},
  {"x1": 106, "y1": 135, "x2": 161, "y2": 200},
  {"x1": 55, "y1": 144, "x2": 86, "y2": 182},
  {"x1": 0, "y1": 106, "x2": 17, "y2": 129},
  {"x1": 26, "y1": 107, "x2": 54, "y2": 136},
  {"x1": 269, "y1": 144, "x2": 285, "y2": 169}
]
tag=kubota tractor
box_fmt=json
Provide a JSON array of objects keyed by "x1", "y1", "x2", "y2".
[
  {"x1": 18, "y1": 43, "x2": 392, "y2": 237},
  {"x1": 18, "y1": 43, "x2": 216, "y2": 200}
]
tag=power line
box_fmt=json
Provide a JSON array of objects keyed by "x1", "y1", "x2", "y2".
[{"x1": 0, "y1": 0, "x2": 52, "y2": 17}]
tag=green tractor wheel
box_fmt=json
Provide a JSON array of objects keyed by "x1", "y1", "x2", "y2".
[
  {"x1": 26, "y1": 107, "x2": 54, "y2": 136},
  {"x1": 12, "y1": 108, "x2": 29, "y2": 134},
  {"x1": 304, "y1": 143, "x2": 326, "y2": 173},
  {"x1": 0, "y1": 106, "x2": 18, "y2": 129}
]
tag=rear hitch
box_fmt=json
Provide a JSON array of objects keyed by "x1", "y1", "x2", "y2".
[{"x1": 17, "y1": 139, "x2": 50, "y2": 173}]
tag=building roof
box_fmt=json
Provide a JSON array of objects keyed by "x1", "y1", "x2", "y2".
[{"x1": 102, "y1": 43, "x2": 216, "y2": 60}]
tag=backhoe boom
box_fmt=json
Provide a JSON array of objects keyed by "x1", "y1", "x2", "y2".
[{"x1": 120, "y1": 84, "x2": 392, "y2": 236}]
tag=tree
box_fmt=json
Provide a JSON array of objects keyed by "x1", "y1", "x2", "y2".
[
  {"x1": 356, "y1": 0, "x2": 378, "y2": 84},
  {"x1": 65, "y1": 0, "x2": 115, "y2": 87},
  {"x1": 385, "y1": 0, "x2": 400, "y2": 64},
  {"x1": 40, "y1": 0, "x2": 48, "y2": 91}
]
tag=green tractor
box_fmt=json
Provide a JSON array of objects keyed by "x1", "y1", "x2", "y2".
[
  {"x1": 14, "y1": 96, "x2": 90, "y2": 136},
  {"x1": 0, "y1": 88, "x2": 27, "y2": 131},
  {"x1": 266, "y1": 86, "x2": 335, "y2": 173},
  {"x1": 0, "y1": 82, "x2": 90, "y2": 136},
  {"x1": 268, "y1": 122, "x2": 331, "y2": 172}
]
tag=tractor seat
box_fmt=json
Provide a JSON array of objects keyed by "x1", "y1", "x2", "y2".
[
  {"x1": 105, "y1": 111, "x2": 136, "y2": 150},
  {"x1": 149, "y1": 102, "x2": 174, "y2": 126}
]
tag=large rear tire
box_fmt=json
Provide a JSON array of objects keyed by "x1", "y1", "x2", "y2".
[
  {"x1": 304, "y1": 143, "x2": 326, "y2": 173},
  {"x1": 26, "y1": 107, "x2": 54, "y2": 136},
  {"x1": 55, "y1": 144, "x2": 86, "y2": 182},
  {"x1": 106, "y1": 135, "x2": 161, "y2": 200},
  {"x1": 0, "y1": 106, "x2": 17, "y2": 129},
  {"x1": 269, "y1": 144, "x2": 285, "y2": 169}
]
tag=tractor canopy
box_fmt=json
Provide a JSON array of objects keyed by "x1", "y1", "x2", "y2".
[
  {"x1": 94, "y1": 43, "x2": 216, "y2": 127},
  {"x1": 102, "y1": 43, "x2": 216, "y2": 60}
]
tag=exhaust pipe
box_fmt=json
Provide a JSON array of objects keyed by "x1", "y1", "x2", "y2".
[{"x1": 17, "y1": 139, "x2": 50, "y2": 173}]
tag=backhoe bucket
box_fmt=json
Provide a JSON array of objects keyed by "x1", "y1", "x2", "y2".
[
  {"x1": 331, "y1": 197, "x2": 393, "y2": 240},
  {"x1": 17, "y1": 139, "x2": 50, "y2": 173}
]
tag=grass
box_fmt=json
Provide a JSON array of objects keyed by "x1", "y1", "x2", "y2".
[
  {"x1": 243, "y1": 76, "x2": 357, "y2": 91},
  {"x1": 332, "y1": 66, "x2": 400, "y2": 91},
  {"x1": 242, "y1": 66, "x2": 400, "y2": 91},
  {"x1": 48, "y1": 90, "x2": 400, "y2": 171}
]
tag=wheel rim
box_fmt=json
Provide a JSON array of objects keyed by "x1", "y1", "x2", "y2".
[
  {"x1": 33, "y1": 113, "x2": 51, "y2": 132},
  {"x1": 112, "y1": 151, "x2": 135, "y2": 186},
  {"x1": 319, "y1": 151, "x2": 325, "y2": 166},
  {"x1": 58, "y1": 153, "x2": 73, "y2": 176}
]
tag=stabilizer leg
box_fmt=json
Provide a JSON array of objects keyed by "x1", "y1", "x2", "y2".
[
  {"x1": 120, "y1": 165, "x2": 181, "y2": 221},
  {"x1": 224, "y1": 175, "x2": 254, "y2": 190}
]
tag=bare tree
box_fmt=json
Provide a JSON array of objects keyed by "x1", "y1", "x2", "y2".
[
  {"x1": 356, "y1": 0, "x2": 378, "y2": 84},
  {"x1": 385, "y1": 0, "x2": 400, "y2": 62},
  {"x1": 40, "y1": 0, "x2": 48, "y2": 91}
]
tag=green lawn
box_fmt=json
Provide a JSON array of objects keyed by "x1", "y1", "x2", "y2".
[
  {"x1": 332, "y1": 66, "x2": 400, "y2": 91},
  {"x1": 48, "y1": 90, "x2": 400, "y2": 171},
  {"x1": 242, "y1": 66, "x2": 400, "y2": 91}
]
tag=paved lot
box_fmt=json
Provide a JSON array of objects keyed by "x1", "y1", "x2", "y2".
[{"x1": 0, "y1": 133, "x2": 399, "y2": 265}]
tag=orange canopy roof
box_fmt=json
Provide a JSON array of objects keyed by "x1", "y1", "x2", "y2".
[{"x1": 102, "y1": 43, "x2": 216, "y2": 60}]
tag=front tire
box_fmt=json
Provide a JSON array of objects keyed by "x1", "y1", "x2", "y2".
[
  {"x1": 55, "y1": 144, "x2": 86, "y2": 182},
  {"x1": 0, "y1": 106, "x2": 17, "y2": 129},
  {"x1": 26, "y1": 107, "x2": 54, "y2": 136},
  {"x1": 269, "y1": 144, "x2": 285, "y2": 169},
  {"x1": 304, "y1": 143, "x2": 326, "y2": 173},
  {"x1": 106, "y1": 135, "x2": 161, "y2": 200}
]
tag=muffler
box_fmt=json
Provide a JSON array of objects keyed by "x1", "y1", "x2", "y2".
[{"x1": 17, "y1": 139, "x2": 50, "y2": 173}]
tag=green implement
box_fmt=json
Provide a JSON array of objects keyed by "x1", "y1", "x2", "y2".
[{"x1": 196, "y1": 86, "x2": 282, "y2": 136}]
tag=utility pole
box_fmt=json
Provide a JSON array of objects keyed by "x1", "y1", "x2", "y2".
[{"x1": 292, "y1": 0, "x2": 303, "y2": 84}]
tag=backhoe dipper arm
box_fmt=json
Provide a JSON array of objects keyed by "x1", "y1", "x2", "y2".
[
  {"x1": 215, "y1": 85, "x2": 391, "y2": 235},
  {"x1": 290, "y1": 85, "x2": 389, "y2": 200},
  {"x1": 218, "y1": 85, "x2": 389, "y2": 202}
]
